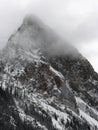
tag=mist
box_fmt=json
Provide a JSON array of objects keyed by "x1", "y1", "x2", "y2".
[{"x1": 0, "y1": 0, "x2": 98, "y2": 71}]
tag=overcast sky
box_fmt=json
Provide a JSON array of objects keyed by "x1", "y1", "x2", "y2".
[{"x1": 0, "y1": 0, "x2": 98, "y2": 72}]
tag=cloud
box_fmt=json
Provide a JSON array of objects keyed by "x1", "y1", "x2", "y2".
[
  {"x1": 0, "y1": 0, "x2": 98, "y2": 71},
  {"x1": 0, "y1": 0, "x2": 98, "y2": 47}
]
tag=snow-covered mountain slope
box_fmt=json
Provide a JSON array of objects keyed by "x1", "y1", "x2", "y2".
[{"x1": 0, "y1": 15, "x2": 98, "y2": 130}]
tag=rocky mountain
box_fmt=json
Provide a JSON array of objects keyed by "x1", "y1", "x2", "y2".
[{"x1": 0, "y1": 15, "x2": 98, "y2": 130}]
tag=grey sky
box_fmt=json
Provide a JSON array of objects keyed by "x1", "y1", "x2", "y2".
[{"x1": 0, "y1": 0, "x2": 98, "y2": 72}]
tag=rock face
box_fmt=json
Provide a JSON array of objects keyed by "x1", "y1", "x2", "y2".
[{"x1": 0, "y1": 15, "x2": 98, "y2": 130}]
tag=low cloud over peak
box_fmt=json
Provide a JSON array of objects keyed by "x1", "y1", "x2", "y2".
[{"x1": 0, "y1": 0, "x2": 98, "y2": 71}]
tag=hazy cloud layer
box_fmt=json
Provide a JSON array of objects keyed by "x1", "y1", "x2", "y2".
[{"x1": 0, "y1": 0, "x2": 98, "y2": 71}]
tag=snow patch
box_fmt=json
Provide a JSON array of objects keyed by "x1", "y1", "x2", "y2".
[
  {"x1": 80, "y1": 109, "x2": 98, "y2": 129},
  {"x1": 50, "y1": 66, "x2": 64, "y2": 79}
]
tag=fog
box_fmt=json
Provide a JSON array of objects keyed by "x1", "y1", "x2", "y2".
[{"x1": 0, "y1": 0, "x2": 98, "y2": 72}]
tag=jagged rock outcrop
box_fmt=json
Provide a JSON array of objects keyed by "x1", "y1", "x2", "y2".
[{"x1": 0, "y1": 15, "x2": 98, "y2": 130}]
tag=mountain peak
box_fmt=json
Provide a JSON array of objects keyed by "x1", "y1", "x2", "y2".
[
  {"x1": 23, "y1": 14, "x2": 43, "y2": 27},
  {"x1": 5, "y1": 15, "x2": 80, "y2": 59},
  {"x1": 0, "y1": 15, "x2": 98, "y2": 130}
]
